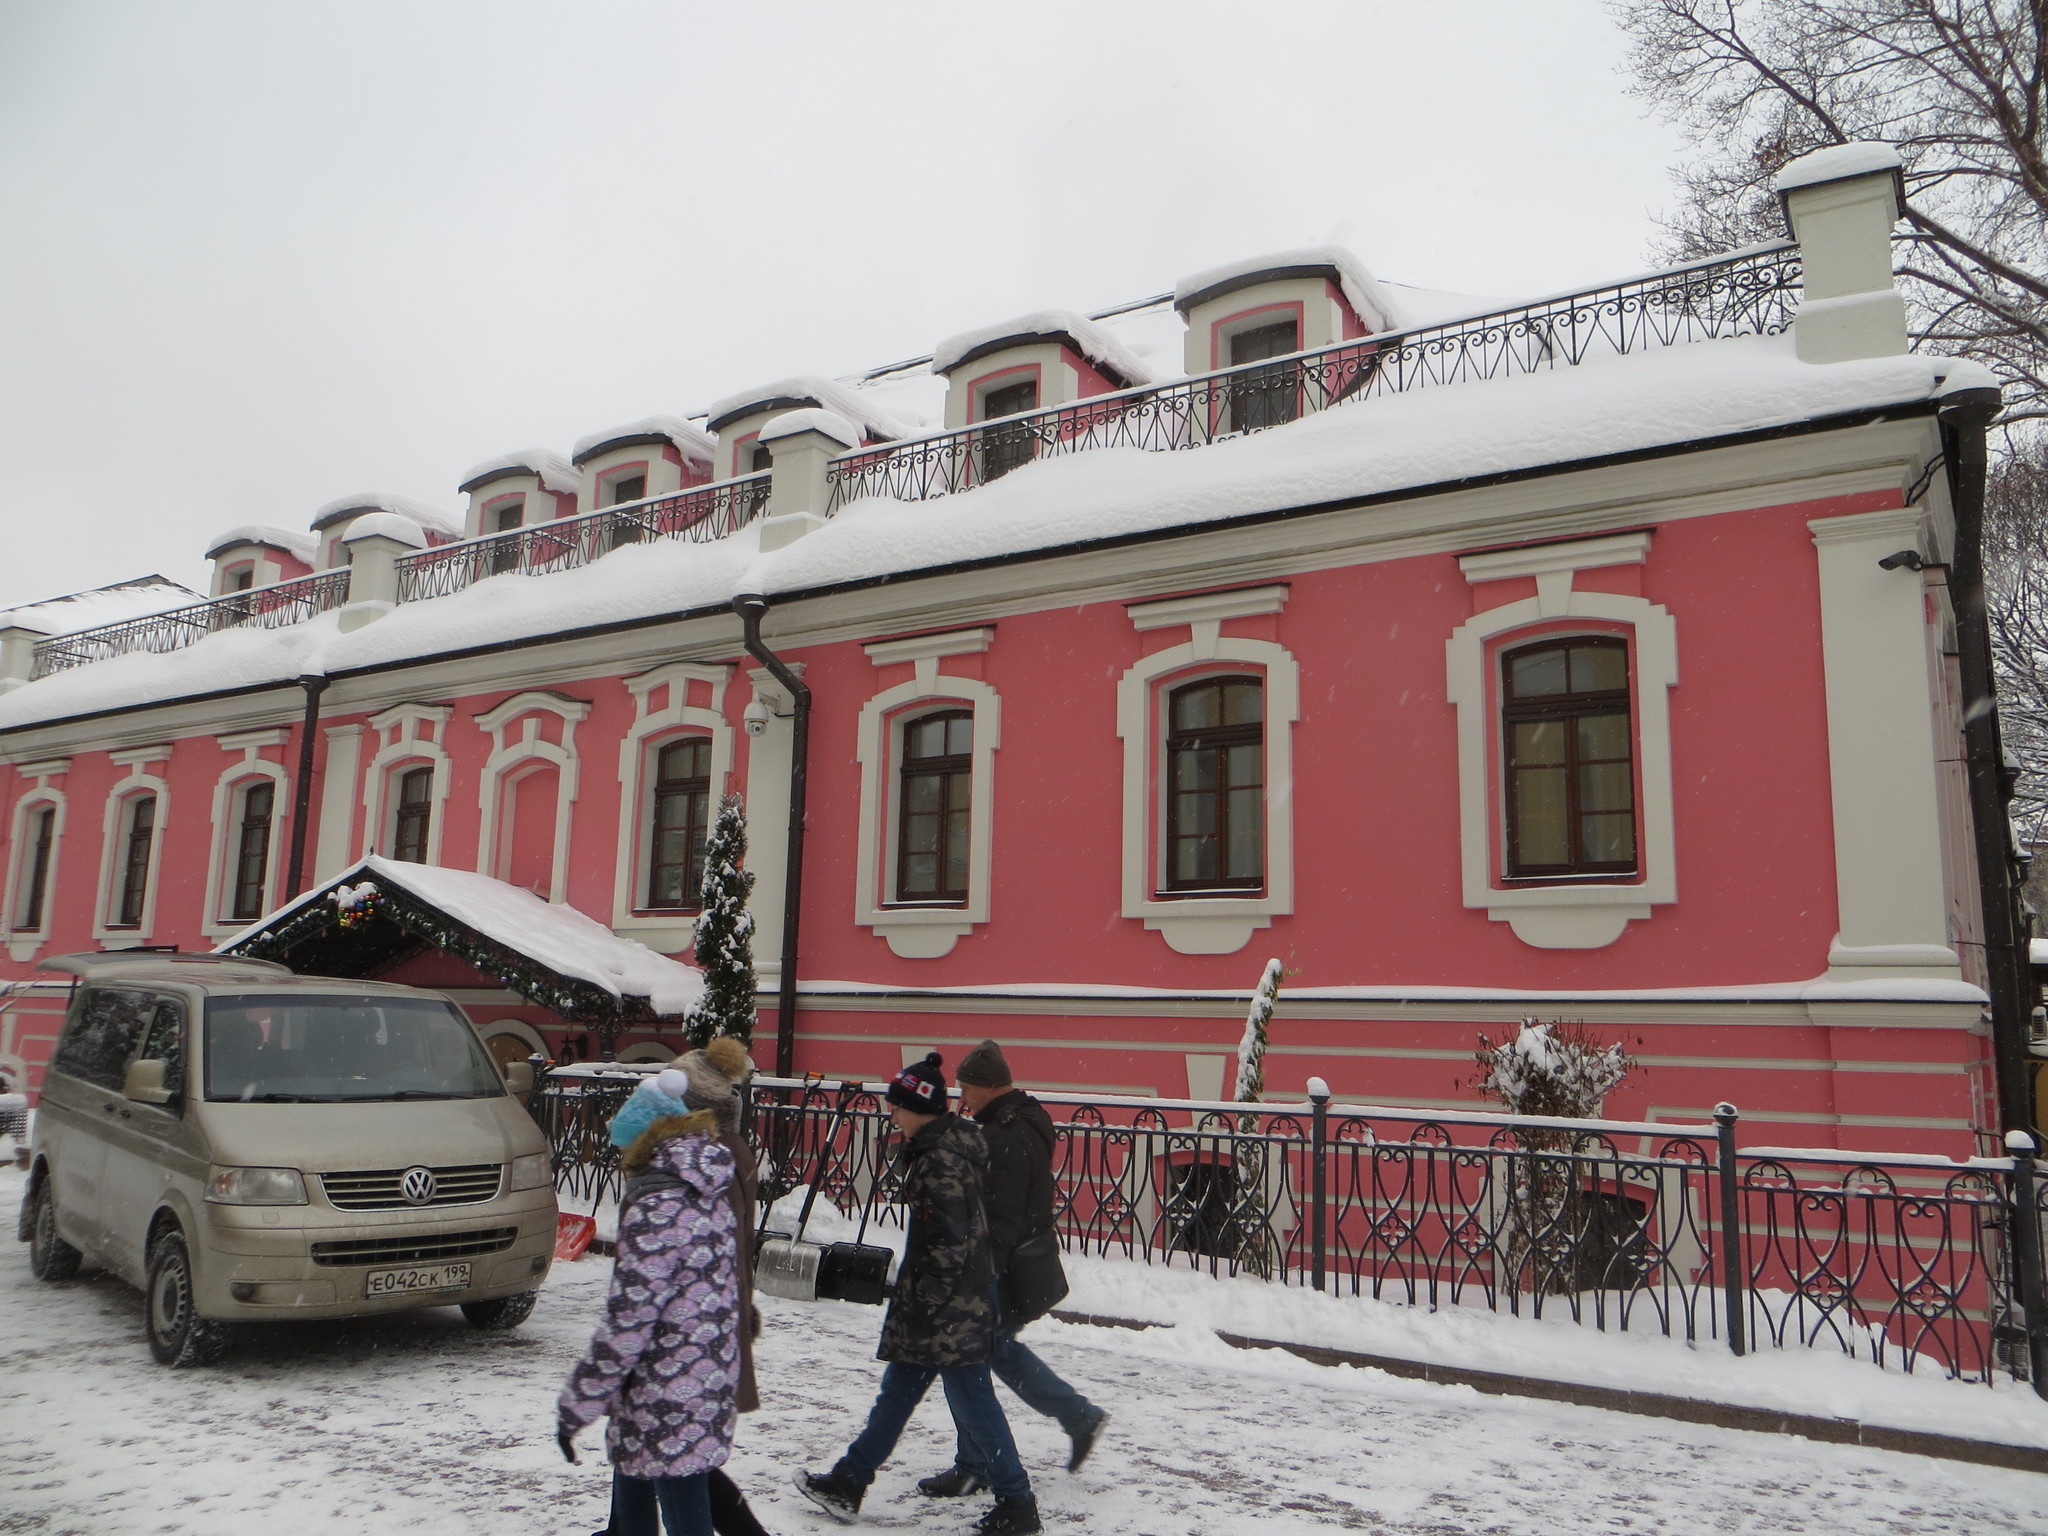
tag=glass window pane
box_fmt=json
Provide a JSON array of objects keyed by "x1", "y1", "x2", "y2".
[
  {"x1": 945, "y1": 716, "x2": 973, "y2": 755},
  {"x1": 1582, "y1": 812, "x2": 1638, "y2": 864},
  {"x1": 904, "y1": 853, "x2": 936, "y2": 889},
  {"x1": 1579, "y1": 762, "x2": 1635, "y2": 814},
  {"x1": 1175, "y1": 791, "x2": 1215, "y2": 836},
  {"x1": 1571, "y1": 644, "x2": 1628, "y2": 693},
  {"x1": 1512, "y1": 720, "x2": 1566, "y2": 766},
  {"x1": 1172, "y1": 685, "x2": 1219, "y2": 731},
  {"x1": 1174, "y1": 838, "x2": 1212, "y2": 883},
  {"x1": 906, "y1": 774, "x2": 942, "y2": 813},
  {"x1": 1514, "y1": 768, "x2": 1571, "y2": 865},
  {"x1": 1173, "y1": 748, "x2": 1215, "y2": 792},
  {"x1": 1577, "y1": 712, "x2": 1631, "y2": 760},
  {"x1": 1226, "y1": 742, "x2": 1261, "y2": 785},
  {"x1": 1222, "y1": 680, "x2": 1262, "y2": 725},
  {"x1": 1509, "y1": 647, "x2": 1568, "y2": 698}
]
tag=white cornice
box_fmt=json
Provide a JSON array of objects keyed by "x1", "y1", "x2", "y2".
[
  {"x1": 1457, "y1": 530, "x2": 1652, "y2": 584},
  {"x1": 864, "y1": 627, "x2": 994, "y2": 667},
  {"x1": 1125, "y1": 583, "x2": 1289, "y2": 631}
]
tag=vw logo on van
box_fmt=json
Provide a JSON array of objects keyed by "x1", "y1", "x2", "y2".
[{"x1": 399, "y1": 1167, "x2": 438, "y2": 1206}]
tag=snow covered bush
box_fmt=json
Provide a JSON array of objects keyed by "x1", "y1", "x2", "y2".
[
  {"x1": 1471, "y1": 1018, "x2": 1634, "y2": 1120},
  {"x1": 685, "y1": 793, "x2": 756, "y2": 1049}
]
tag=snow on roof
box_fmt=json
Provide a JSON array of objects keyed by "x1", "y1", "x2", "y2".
[
  {"x1": 204, "y1": 525, "x2": 319, "y2": 562},
  {"x1": 760, "y1": 408, "x2": 862, "y2": 450},
  {"x1": 226, "y1": 855, "x2": 703, "y2": 1015},
  {"x1": 1774, "y1": 141, "x2": 1903, "y2": 192},
  {"x1": 341, "y1": 512, "x2": 428, "y2": 549},
  {"x1": 312, "y1": 493, "x2": 463, "y2": 537},
  {"x1": 703, "y1": 375, "x2": 914, "y2": 441},
  {"x1": 1375, "y1": 281, "x2": 1524, "y2": 332},
  {"x1": 931, "y1": 309, "x2": 1156, "y2": 386},
  {"x1": 0, "y1": 335, "x2": 1976, "y2": 731},
  {"x1": 1174, "y1": 246, "x2": 1398, "y2": 334},
  {"x1": 0, "y1": 575, "x2": 202, "y2": 638},
  {"x1": 571, "y1": 415, "x2": 717, "y2": 467},
  {"x1": 457, "y1": 451, "x2": 580, "y2": 498}
]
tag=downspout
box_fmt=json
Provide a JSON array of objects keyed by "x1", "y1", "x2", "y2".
[
  {"x1": 284, "y1": 674, "x2": 328, "y2": 900},
  {"x1": 733, "y1": 594, "x2": 809, "y2": 1079},
  {"x1": 1937, "y1": 385, "x2": 2036, "y2": 1137}
]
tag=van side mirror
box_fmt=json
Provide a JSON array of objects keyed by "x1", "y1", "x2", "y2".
[
  {"x1": 123, "y1": 1058, "x2": 174, "y2": 1105},
  {"x1": 502, "y1": 1060, "x2": 534, "y2": 1095}
]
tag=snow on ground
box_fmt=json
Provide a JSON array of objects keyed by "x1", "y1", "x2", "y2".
[{"x1": 5, "y1": 1167, "x2": 2043, "y2": 1535}]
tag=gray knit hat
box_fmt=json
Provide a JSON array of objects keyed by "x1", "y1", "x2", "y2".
[
  {"x1": 666, "y1": 1036, "x2": 753, "y2": 1108},
  {"x1": 956, "y1": 1038, "x2": 1012, "y2": 1088}
]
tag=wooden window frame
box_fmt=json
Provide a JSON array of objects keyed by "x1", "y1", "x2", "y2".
[
  {"x1": 229, "y1": 780, "x2": 275, "y2": 921},
  {"x1": 1161, "y1": 675, "x2": 1265, "y2": 895},
  {"x1": 14, "y1": 803, "x2": 55, "y2": 932},
  {"x1": 645, "y1": 735, "x2": 714, "y2": 911},
  {"x1": 1500, "y1": 636, "x2": 1638, "y2": 880},
  {"x1": 115, "y1": 794, "x2": 156, "y2": 927},
  {"x1": 894, "y1": 709, "x2": 974, "y2": 905},
  {"x1": 391, "y1": 766, "x2": 433, "y2": 865}
]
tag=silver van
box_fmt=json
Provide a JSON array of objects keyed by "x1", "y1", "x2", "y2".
[{"x1": 18, "y1": 952, "x2": 557, "y2": 1365}]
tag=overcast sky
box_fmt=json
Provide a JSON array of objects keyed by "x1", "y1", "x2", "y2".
[{"x1": 0, "y1": 1, "x2": 1692, "y2": 612}]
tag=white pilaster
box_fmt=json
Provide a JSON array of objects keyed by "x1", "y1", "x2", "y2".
[{"x1": 314, "y1": 724, "x2": 364, "y2": 882}]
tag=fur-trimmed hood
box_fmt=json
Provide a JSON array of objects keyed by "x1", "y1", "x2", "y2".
[{"x1": 620, "y1": 1107, "x2": 722, "y2": 1175}]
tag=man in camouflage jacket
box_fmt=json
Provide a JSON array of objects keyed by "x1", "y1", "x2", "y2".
[{"x1": 796, "y1": 1052, "x2": 1040, "y2": 1536}]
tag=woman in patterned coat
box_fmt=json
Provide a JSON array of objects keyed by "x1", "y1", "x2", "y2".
[{"x1": 559, "y1": 1090, "x2": 741, "y2": 1536}]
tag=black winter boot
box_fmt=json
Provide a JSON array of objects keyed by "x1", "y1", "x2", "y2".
[
  {"x1": 793, "y1": 1464, "x2": 864, "y2": 1525},
  {"x1": 975, "y1": 1495, "x2": 1042, "y2": 1535},
  {"x1": 709, "y1": 1467, "x2": 772, "y2": 1536},
  {"x1": 916, "y1": 1465, "x2": 988, "y2": 1497},
  {"x1": 1067, "y1": 1406, "x2": 1109, "y2": 1472}
]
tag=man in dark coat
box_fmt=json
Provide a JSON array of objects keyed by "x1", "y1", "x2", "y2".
[
  {"x1": 920, "y1": 1040, "x2": 1106, "y2": 1498},
  {"x1": 796, "y1": 1052, "x2": 1040, "y2": 1536}
]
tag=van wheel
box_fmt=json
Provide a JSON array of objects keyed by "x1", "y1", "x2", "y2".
[
  {"x1": 27, "y1": 1179, "x2": 82, "y2": 1282},
  {"x1": 145, "y1": 1230, "x2": 230, "y2": 1367},
  {"x1": 460, "y1": 1289, "x2": 538, "y2": 1331}
]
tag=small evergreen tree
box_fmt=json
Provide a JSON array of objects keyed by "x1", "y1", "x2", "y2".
[
  {"x1": 1233, "y1": 957, "x2": 1284, "y2": 1118},
  {"x1": 685, "y1": 793, "x2": 756, "y2": 1048}
]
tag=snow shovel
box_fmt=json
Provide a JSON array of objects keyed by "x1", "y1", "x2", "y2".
[
  {"x1": 755, "y1": 1083, "x2": 894, "y2": 1306},
  {"x1": 554, "y1": 1212, "x2": 597, "y2": 1262}
]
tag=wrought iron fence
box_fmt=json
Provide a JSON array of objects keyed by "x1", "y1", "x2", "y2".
[
  {"x1": 29, "y1": 571, "x2": 352, "y2": 678},
  {"x1": 826, "y1": 243, "x2": 1803, "y2": 510},
  {"x1": 532, "y1": 1063, "x2": 2047, "y2": 1388},
  {"x1": 394, "y1": 474, "x2": 772, "y2": 603}
]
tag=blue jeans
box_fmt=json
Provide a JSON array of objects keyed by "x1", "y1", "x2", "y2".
[
  {"x1": 840, "y1": 1361, "x2": 1031, "y2": 1502},
  {"x1": 955, "y1": 1327, "x2": 1097, "y2": 1476},
  {"x1": 609, "y1": 1469, "x2": 712, "y2": 1536}
]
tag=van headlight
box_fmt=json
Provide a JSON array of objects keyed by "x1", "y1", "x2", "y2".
[
  {"x1": 205, "y1": 1166, "x2": 307, "y2": 1205},
  {"x1": 508, "y1": 1153, "x2": 551, "y2": 1192}
]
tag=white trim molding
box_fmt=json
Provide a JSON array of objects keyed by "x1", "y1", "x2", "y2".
[
  {"x1": 1117, "y1": 596, "x2": 1298, "y2": 956},
  {"x1": 94, "y1": 746, "x2": 173, "y2": 944},
  {"x1": 1446, "y1": 557, "x2": 1678, "y2": 948},
  {"x1": 612, "y1": 662, "x2": 736, "y2": 952},
  {"x1": 4, "y1": 761, "x2": 68, "y2": 963},
  {"x1": 314, "y1": 723, "x2": 364, "y2": 882},
  {"x1": 475, "y1": 691, "x2": 590, "y2": 904},
  {"x1": 199, "y1": 729, "x2": 293, "y2": 939},
  {"x1": 855, "y1": 628, "x2": 999, "y2": 958},
  {"x1": 361, "y1": 702, "x2": 453, "y2": 864}
]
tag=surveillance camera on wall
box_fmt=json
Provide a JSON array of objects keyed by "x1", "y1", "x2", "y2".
[{"x1": 743, "y1": 699, "x2": 771, "y2": 737}]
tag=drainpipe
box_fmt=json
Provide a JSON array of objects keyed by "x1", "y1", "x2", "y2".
[
  {"x1": 1938, "y1": 384, "x2": 2036, "y2": 1138},
  {"x1": 733, "y1": 593, "x2": 809, "y2": 1079},
  {"x1": 285, "y1": 674, "x2": 329, "y2": 900}
]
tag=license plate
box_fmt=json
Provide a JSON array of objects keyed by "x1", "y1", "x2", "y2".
[{"x1": 365, "y1": 1262, "x2": 471, "y2": 1296}]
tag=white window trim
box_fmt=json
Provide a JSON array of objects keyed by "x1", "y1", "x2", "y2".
[
  {"x1": 94, "y1": 747, "x2": 172, "y2": 944},
  {"x1": 478, "y1": 1017, "x2": 550, "y2": 1059},
  {"x1": 200, "y1": 729, "x2": 292, "y2": 939},
  {"x1": 475, "y1": 691, "x2": 590, "y2": 904},
  {"x1": 611, "y1": 662, "x2": 736, "y2": 950},
  {"x1": 1118, "y1": 588, "x2": 1297, "y2": 956},
  {"x1": 361, "y1": 703, "x2": 453, "y2": 865},
  {"x1": 1445, "y1": 556, "x2": 1677, "y2": 949},
  {"x1": 4, "y1": 760, "x2": 69, "y2": 963},
  {"x1": 855, "y1": 629, "x2": 1000, "y2": 959}
]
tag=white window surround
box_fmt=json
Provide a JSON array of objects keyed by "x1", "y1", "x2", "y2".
[
  {"x1": 475, "y1": 691, "x2": 590, "y2": 904},
  {"x1": 1119, "y1": 587, "x2": 1296, "y2": 956},
  {"x1": 854, "y1": 628, "x2": 999, "y2": 959},
  {"x1": 361, "y1": 703, "x2": 453, "y2": 865},
  {"x1": 611, "y1": 662, "x2": 736, "y2": 950},
  {"x1": 94, "y1": 747, "x2": 172, "y2": 944},
  {"x1": 4, "y1": 762, "x2": 68, "y2": 963},
  {"x1": 1446, "y1": 534, "x2": 1676, "y2": 949},
  {"x1": 200, "y1": 728, "x2": 292, "y2": 939},
  {"x1": 617, "y1": 1039, "x2": 679, "y2": 1064},
  {"x1": 479, "y1": 1017, "x2": 550, "y2": 1059}
]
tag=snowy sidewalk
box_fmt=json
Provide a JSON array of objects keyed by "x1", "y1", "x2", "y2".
[{"x1": 2, "y1": 1166, "x2": 2043, "y2": 1535}]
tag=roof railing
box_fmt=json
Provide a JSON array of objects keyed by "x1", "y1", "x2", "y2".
[{"x1": 28, "y1": 569, "x2": 351, "y2": 679}]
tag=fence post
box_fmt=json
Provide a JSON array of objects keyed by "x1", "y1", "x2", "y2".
[
  {"x1": 2005, "y1": 1130, "x2": 2048, "y2": 1400},
  {"x1": 1308, "y1": 1077, "x2": 1330, "y2": 1292},
  {"x1": 1714, "y1": 1102, "x2": 1748, "y2": 1357}
]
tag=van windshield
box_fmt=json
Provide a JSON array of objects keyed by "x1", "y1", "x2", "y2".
[{"x1": 204, "y1": 993, "x2": 504, "y2": 1103}]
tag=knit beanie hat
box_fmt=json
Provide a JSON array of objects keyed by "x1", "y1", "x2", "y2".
[
  {"x1": 956, "y1": 1039, "x2": 1012, "y2": 1088},
  {"x1": 666, "y1": 1035, "x2": 753, "y2": 1108},
  {"x1": 887, "y1": 1051, "x2": 948, "y2": 1113}
]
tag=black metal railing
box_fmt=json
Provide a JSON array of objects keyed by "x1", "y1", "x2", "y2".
[
  {"x1": 394, "y1": 474, "x2": 772, "y2": 603},
  {"x1": 29, "y1": 570, "x2": 352, "y2": 679},
  {"x1": 531, "y1": 1064, "x2": 2046, "y2": 1389},
  {"x1": 825, "y1": 243, "x2": 1803, "y2": 510}
]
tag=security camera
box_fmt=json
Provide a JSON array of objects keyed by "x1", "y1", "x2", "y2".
[
  {"x1": 1878, "y1": 549, "x2": 1928, "y2": 572},
  {"x1": 743, "y1": 699, "x2": 771, "y2": 737}
]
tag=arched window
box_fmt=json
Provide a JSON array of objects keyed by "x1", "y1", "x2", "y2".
[
  {"x1": 229, "y1": 781, "x2": 275, "y2": 921},
  {"x1": 1501, "y1": 637, "x2": 1636, "y2": 878},
  {"x1": 647, "y1": 737, "x2": 713, "y2": 909},
  {"x1": 897, "y1": 710, "x2": 973, "y2": 902},
  {"x1": 13, "y1": 804, "x2": 55, "y2": 932},
  {"x1": 116, "y1": 795, "x2": 156, "y2": 926},
  {"x1": 392, "y1": 767, "x2": 433, "y2": 864},
  {"x1": 1165, "y1": 676, "x2": 1264, "y2": 892}
]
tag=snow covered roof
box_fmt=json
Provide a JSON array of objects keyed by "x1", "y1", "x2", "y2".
[
  {"x1": 931, "y1": 309, "x2": 1155, "y2": 386},
  {"x1": 311, "y1": 493, "x2": 463, "y2": 537},
  {"x1": 457, "y1": 451, "x2": 580, "y2": 498},
  {"x1": 571, "y1": 415, "x2": 717, "y2": 467},
  {"x1": 1175, "y1": 246, "x2": 1398, "y2": 334},
  {"x1": 703, "y1": 375, "x2": 914, "y2": 442},
  {"x1": 760, "y1": 408, "x2": 862, "y2": 451},
  {"x1": 1774, "y1": 141, "x2": 1903, "y2": 193},
  {"x1": 0, "y1": 575, "x2": 202, "y2": 638},
  {"x1": 223, "y1": 855, "x2": 704, "y2": 1017},
  {"x1": 204, "y1": 525, "x2": 319, "y2": 562},
  {"x1": 341, "y1": 512, "x2": 428, "y2": 549}
]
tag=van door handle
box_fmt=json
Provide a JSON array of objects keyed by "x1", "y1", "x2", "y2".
[
  {"x1": 100, "y1": 1102, "x2": 116, "y2": 1114},
  {"x1": 117, "y1": 1109, "x2": 132, "y2": 1120}
]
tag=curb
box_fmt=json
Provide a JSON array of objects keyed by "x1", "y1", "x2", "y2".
[{"x1": 1046, "y1": 1310, "x2": 2048, "y2": 1477}]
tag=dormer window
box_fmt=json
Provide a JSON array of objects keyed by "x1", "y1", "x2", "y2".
[
  {"x1": 225, "y1": 566, "x2": 256, "y2": 593},
  {"x1": 490, "y1": 498, "x2": 526, "y2": 534},
  {"x1": 606, "y1": 472, "x2": 647, "y2": 506},
  {"x1": 1225, "y1": 313, "x2": 1303, "y2": 432},
  {"x1": 978, "y1": 376, "x2": 1040, "y2": 481},
  {"x1": 750, "y1": 442, "x2": 774, "y2": 474}
]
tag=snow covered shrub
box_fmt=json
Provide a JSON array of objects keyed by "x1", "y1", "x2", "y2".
[
  {"x1": 685, "y1": 793, "x2": 756, "y2": 1049},
  {"x1": 1471, "y1": 1018, "x2": 1634, "y2": 1120}
]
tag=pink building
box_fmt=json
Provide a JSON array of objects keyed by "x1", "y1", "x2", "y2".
[{"x1": 0, "y1": 145, "x2": 2035, "y2": 1158}]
